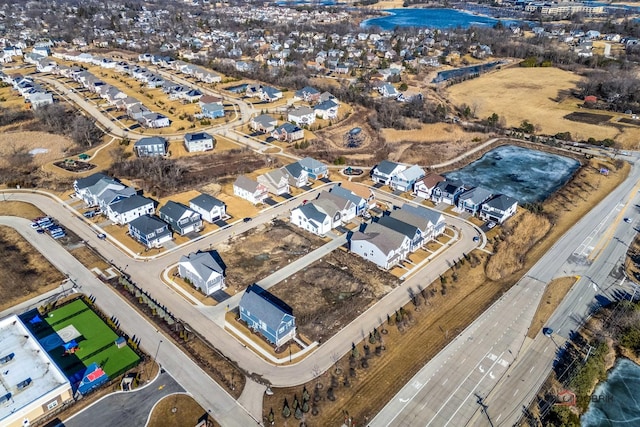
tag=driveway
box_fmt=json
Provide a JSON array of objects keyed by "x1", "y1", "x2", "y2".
[{"x1": 63, "y1": 371, "x2": 184, "y2": 427}]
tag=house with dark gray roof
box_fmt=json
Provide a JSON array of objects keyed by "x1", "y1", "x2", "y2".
[
  {"x1": 158, "y1": 201, "x2": 202, "y2": 235},
  {"x1": 128, "y1": 215, "x2": 172, "y2": 248},
  {"x1": 189, "y1": 193, "x2": 226, "y2": 223},
  {"x1": 272, "y1": 123, "x2": 304, "y2": 143},
  {"x1": 239, "y1": 284, "x2": 296, "y2": 347},
  {"x1": 399, "y1": 204, "x2": 446, "y2": 240},
  {"x1": 377, "y1": 215, "x2": 424, "y2": 252},
  {"x1": 431, "y1": 179, "x2": 466, "y2": 205},
  {"x1": 316, "y1": 191, "x2": 356, "y2": 223},
  {"x1": 349, "y1": 222, "x2": 411, "y2": 270},
  {"x1": 106, "y1": 194, "x2": 156, "y2": 225},
  {"x1": 458, "y1": 187, "x2": 493, "y2": 215},
  {"x1": 372, "y1": 160, "x2": 406, "y2": 186},
  {"x1": 134, "y1": 136, "x2": 167, "y2": 157},
  {"x1": 178, "y1": 250, "x2": 226, "y2": 295},
  {"x1": 480, "y1": 194, "x2": 518, "y2": 224},
  {"x1": 281, "y1": 162, "x2": 309, "y2": 188},
  {"x1": 290, "y1": 202, "x2": 333, "y2": 236},
  {"x1": 73, "y1": 173, "x2": 134, "y2": 208},
  {"x1": 184, "y1": 132, "x2": 215, "y2": 153},
  {"x1": 330, "y1": 185, "x2": 367, "y2": 215}
]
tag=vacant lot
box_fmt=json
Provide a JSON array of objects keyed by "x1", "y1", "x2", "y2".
[
  {"x1": 218, "y1": 220, "x2": 327, "y2": 293},
  {"x1": 0, "y1": 131, "x2": 74, "y2": 167},
  {"x1": 269, "y1": 249, "x2": 399, "y2": 342},
  {"x1": 446, "y1": 67, "x2": 640, "y2": 145},
  {"x1": 0, "y1": 225, "x2": 65, "y2": 311}
]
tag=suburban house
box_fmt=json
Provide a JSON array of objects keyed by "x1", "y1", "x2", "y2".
[
  {"x1": 414, "y1": 174, "x2": 445, "y2": 199},
  {"x1": 457, "y1": 187, "x2": 493, "y2": 215},
  {"x1": 105, "y1": 194, "x2": 156, "y2": 225},
  {"x1": 133, "y1": 136, "x2": 168, "y2": 157},
  {"x1": 390, "y1": 165, "x2": 426, "y2": 192},
  {"x1": 141, "y1": 112, "x2": 170, "y2": 129},
  {"x1": 294, "y1": 86, "x2": 321, "y2": 103},
  {"x1": 281, "y1": 162, "x2": 310, "y2": 188},
  {"x1": 371, "y1": 160, "x2": 406, "y2": 186},
  {"x1": 349, "y1": 222, "x2": 411, "y2": 270},
  {"x1": 314, "y1": 99, "x2": 339, "y2": 120},
  {"x1": 343, "y1": 181, "x2": 377, "y2": 209},
  {"x1": 184, "y1": 132, "x2": 215, "y2": 153},
  {"x1": 397, "y1": 204, "x2": 446, "y2": 240},
  {"x1": 93, "y1": 185, "x2": 137, "y2": 211},
  {"x1": 178, "y1": 250, "x2": 226, "y2": 295},
  {"x1": 29, "y1": 92, "x2": 54, "y2": 109},
  {"x1": 376, "y1": 215, "x2": 424, "y2": 252},
  {"x1": 239, "y1": 284, "x2": 296, "y2": 347},
  {"x1": 316, "y1": 191, "x2": 357, "y2": 223},
  {"x1": 158, "y1": 201, "x2": 203, "y2": 235},
  {"x1": 431, "y1": 179, "x2": 466, "y2": 205},
  {"x1": 379, "y1": 83, "x2": 400, "y2": 98},
  {"x1": 290, "y1": 202, "x2": 333, "y2": 236},
  {"x1": 233, "y1": 175, "x2": 269, "y2": 205},
  {"x1": 480, "y1": 194, "x2": 518, "y2": 224},
  {"x1": 271, "y1": 123, "x2": 304, "y2": 143},
  {"x1": 201, "y1": 103, "x2": 225, "y2": 119},
  {"x1": 257, "y1": 169, "x2": 290, "y2": 196},
  {"x1": 189, "y1": 193, "x2": 226, "y2": 223},
  {"x1": 299, "y1": 157, "x2": 329, "y2": 180},
  {"x1": 288, "y1": 106, "x2": 316, "y2": 126},
  {"x1": 250, "y1": 114, "x2": 278, "y2": 133},
  {"x1": 259, "y1": 86, "x2": 283, "y2": 102},
  {"x1": 128, "y1": 214, "x2": 173, "y2": 248},
  {"x1": 73, "y1": 173, "x2": 134, "y2": 208},
  {"x1": 330, "y1": 185, "x2": 367, "y2": 215}
]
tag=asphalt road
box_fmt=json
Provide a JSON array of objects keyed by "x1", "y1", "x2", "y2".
[
  {"x1": 63, "y1": 370, "x2": 184, "y2": 427},
  {"x1": 371, "y1": 155, "x2": 640, "y2": 426},
  {"x1": 0, "y1": 215, "x2": 258, "y2": 427},
  {"x1": 0, "y1": 186, "x2": 479, "y2": 389}
]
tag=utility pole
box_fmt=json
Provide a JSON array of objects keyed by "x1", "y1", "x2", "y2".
[{"x1": 475, "y1": 394, "x2": 495, "y2": 427}]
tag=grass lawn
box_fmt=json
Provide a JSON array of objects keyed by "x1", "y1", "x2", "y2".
[
  {"x1": 32, "y1": 299, "x2": 140, "y2": 378},
  {"x1": 147, "y1": 394, "x2": 216, "y2": 427}
]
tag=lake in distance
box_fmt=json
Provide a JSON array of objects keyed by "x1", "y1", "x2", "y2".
[{"x1": 361, "y1": 8, "x2": 521, "y2": 30}]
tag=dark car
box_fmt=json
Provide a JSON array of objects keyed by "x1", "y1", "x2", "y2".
[
  {"x1": 543, "y1": 327, "x2": 554, "y2": 337},
  {"x1": 243, "y1": 217, "x2": 253, "y2": 222}
]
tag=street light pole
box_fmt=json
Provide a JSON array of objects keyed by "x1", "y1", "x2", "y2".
[{"x1": 147, "y1": 339, "x2": 163, "y2": 381}]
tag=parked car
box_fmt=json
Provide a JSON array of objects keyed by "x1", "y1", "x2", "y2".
[
  {"x1": 97, "y1": 233, "x2": 107, "y2": 240},
  {"x1": 487, "y1": 221, "x2": 497, "y2": 229},
  {"x1": 624, "y1": 217, "x2": 632, "y2": 223},
  {"x1": 36, "y1": 228, "x2": 45, "y2": 234},
  {"x1": 30, "y1": 222, "x2": 40, "y2": 229},
  {"x1": 243, "y1": 217, "x2": 253, "y2": 222},
  {"x1": 543, "y1": 327, "x2": 554, "y2": 337},
  {"x1": 473, "y1": 236, "x2": 480, "y2": 242}
]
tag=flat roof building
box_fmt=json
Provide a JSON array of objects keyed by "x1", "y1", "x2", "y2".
[{"x1": 0, "y1": 315, "x2": 72, "y2": 427}]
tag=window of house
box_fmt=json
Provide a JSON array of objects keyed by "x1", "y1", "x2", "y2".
[{"x1": 47, "y1": 400, "x2": 58, "y2": 410}]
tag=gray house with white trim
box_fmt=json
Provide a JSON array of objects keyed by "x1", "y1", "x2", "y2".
[
  {"x1": 134, "y1": 136, "x2": 168, "y2": 157},
  {"x1": 158, "y1": 201, "x2": 203, "y2": 235},
  {"x1": 189, "y1": 193, "x2": 226, "y2": 223},
  {"x1": 178, "y1": 250, "x2": 226, "y2": 295}
]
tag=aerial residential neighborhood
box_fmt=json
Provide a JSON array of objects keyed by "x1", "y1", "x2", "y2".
[{"x1": 1, "y1": 0, "x2": 640, "y2": 427}]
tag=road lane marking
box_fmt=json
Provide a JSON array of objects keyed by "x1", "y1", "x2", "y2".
[
  {"x1": 543, "y1": 345, "x2": 549, "y2": 353},
  {"x1": 514, "y1": 389, "x2": 519, "y2": 396},
  {"x1": 496, "y1": 413, "x2": 502, "y2": 422},
  {"x1": 441, "y1": 351, "x2": 506, "y2": 427},
  {"x1": 442, "y1": 378, "x2": 448, "y2": 385},
  {"x1": 489, "y1": 371, "x2": 495, "y2": 379},
  {"x1": 487, "y1": 353, "x2": 497, "y2": 361},
  {"x1": 423, "y1": 347, "x2": 494, "y2": 427},
  {"x1": 479, "y1": 366, "x2": 485, "y2": 373}
]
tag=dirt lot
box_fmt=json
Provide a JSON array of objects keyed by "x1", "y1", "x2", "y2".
[
  {"x1": 446, "y1": 67, "x2": 640, "y2": 146},
  {"x1": 564, "y1": 111, "x2": 614, "y2": 125},
  {"x1": 217, "y1": 220, "x2": 327, "y2": 294},
  {"x1": 269, "y1": 248, "x2": 399, "y2": 342},
  {"x1": 0, "y1": 225, "x2": 65, "y2": 311}
]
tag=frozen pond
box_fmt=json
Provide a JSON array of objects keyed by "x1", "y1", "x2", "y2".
[{"x1": 445, "y1": 145, "x2": 580, "y2": 204}]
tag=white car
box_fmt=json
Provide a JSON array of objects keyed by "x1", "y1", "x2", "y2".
[
  {"x1": 624, "y1": 218, "x2": 632, "y2": 223},
  {"x1": 487, "y1": 221, "x2": 497, "y2": 229}
]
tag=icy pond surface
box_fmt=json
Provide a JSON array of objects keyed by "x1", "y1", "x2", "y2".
[{"x1": 445, "y1": 145, "x2": 580, "y2": 204}]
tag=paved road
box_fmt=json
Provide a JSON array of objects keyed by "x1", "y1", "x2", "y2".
[
  {"x1": 0, "y1": 215, "x2": 258, "y2": 427},
  {"x1": 63, "y1": 370, "x2": 184, "y2": 427},
  {"x1": 0, "y1": 186, "x2": 478, "y2": 388},
  {"x1": 371, "y1": 156, "x2": 640, "y2": 426}
]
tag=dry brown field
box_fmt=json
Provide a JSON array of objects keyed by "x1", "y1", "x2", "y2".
[
  {"x1": 0, "y1": 131, "x2": 75, "y2": 167},
  {"x1": 527, "y1": 276, "x2": 578, "y2": 339},
  {"x1": 446, "y1": 67, "x2": 640, "y2": 147},
  {"x1": 0, "y1": 225, "x2": 65, "y2": 311}
]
